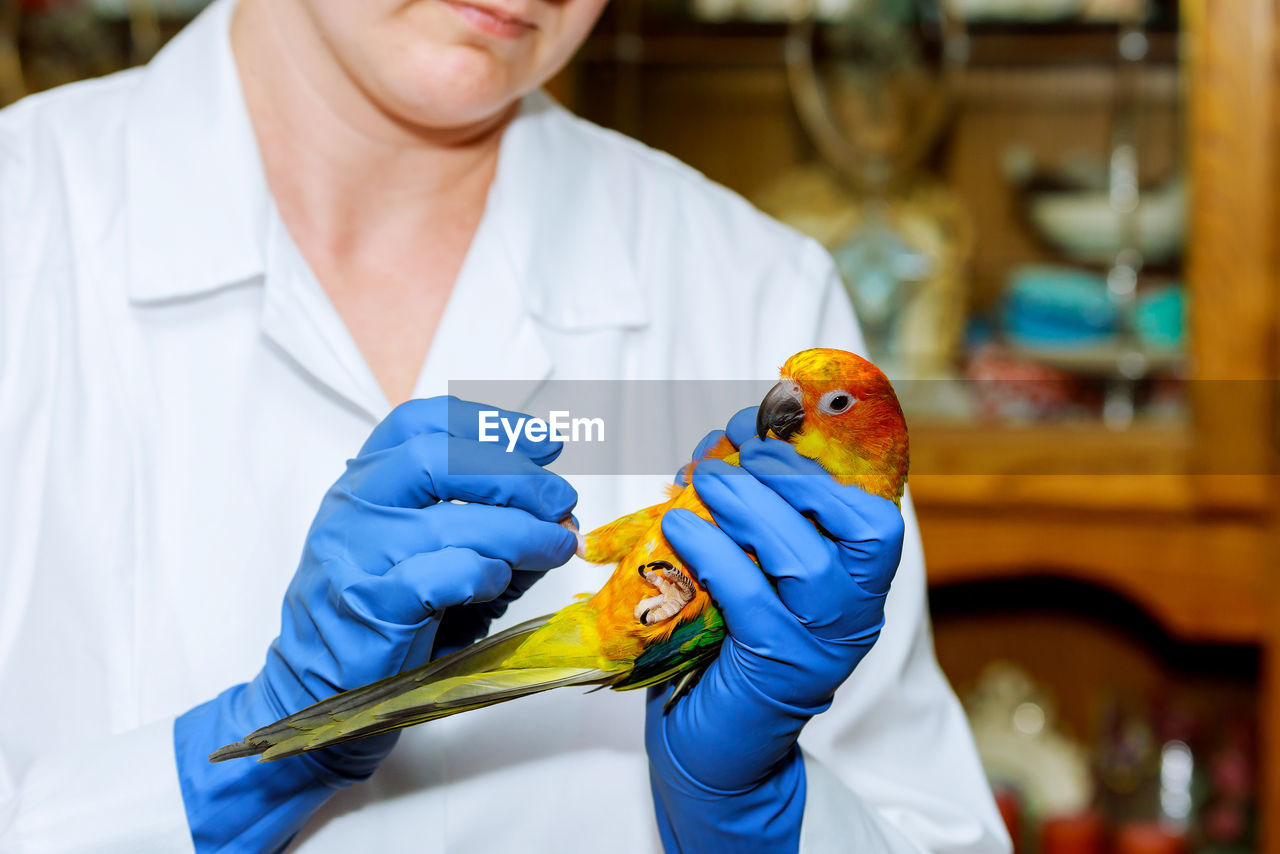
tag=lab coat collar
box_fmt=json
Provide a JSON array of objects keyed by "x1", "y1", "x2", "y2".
[
  {"x1": 124, "y1": 0, "x2": 269, "y2": 303},
  {"x1": 490, "y1": 91, "x2": 650, "y2": 333},
  {"x1": 122, "y1": 0, "x2": 648, "y2": 335}
]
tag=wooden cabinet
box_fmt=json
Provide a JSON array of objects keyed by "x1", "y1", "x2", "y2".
[
  {"x1": 565, "y1": 0, "x2": 1279, "y2": 844},
  {"x1": 927, "y1": 2, "x2": 1276, "y2": 837},
  {"x1": 881, "y1": 0, "x2": 1280, "y2": 840}
]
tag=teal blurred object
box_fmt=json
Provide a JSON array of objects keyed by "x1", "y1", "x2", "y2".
[
  {"x1": 1001, "y1": 265, "x2": 1117, "y2": 350},
  {"x1": 832, "y1": 215, "x2": 932, "y2": 365},
  {"x1": 1132, "y1": 285, "x2": 1185, "y2": 350}
]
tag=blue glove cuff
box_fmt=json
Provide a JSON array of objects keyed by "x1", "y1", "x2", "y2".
[
  {"x1": 174, "y1": 678, "x2": 388, "y2": 853},
  {"x1": 649, "y1": 735, "x2": 807, "y2": 854}
]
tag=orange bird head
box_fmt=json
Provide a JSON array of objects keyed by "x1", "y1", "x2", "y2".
[{"x1": 756, "y1": 348, "x2": 909, "y2": 504}]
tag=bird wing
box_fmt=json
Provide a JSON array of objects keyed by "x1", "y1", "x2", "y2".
[{"x1": 210, "y1": 613, "x2": 614, "y2": 763}]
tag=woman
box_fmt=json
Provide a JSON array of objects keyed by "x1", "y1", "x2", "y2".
[{"x1": 0, "y1": 0, "x2": 1009, "y2": 850}]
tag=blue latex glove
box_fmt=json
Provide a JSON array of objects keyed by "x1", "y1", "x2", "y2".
[
  {"x1": 174, "y1": 397, "x2": 579, "y2": 853},
  {"x1": 647, "y1": 406, "x2": 905, "y2": 853}
]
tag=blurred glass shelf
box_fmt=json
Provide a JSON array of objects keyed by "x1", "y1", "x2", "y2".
[
  {"x1": 577, "y1": 16, "x2": 1179, "y2": 67},
  {"x1": 1003, "y1": 343, "x2": 1185, "y2": 376}
]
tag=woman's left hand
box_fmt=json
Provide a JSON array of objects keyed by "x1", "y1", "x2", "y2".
[{"x1": 645, "y1": 410, "x2": 905, "y2": 852}]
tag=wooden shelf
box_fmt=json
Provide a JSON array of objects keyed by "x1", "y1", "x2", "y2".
[
  {"x1": 918, "y1": 507, "x2": 1271, "y2": 645},
  {"x1": 908, "y1": 419, "x2": 1280, "y2": 512},
  {"x1": 911, "y1": 422, "x2": 1192, "y2": 477},
  {"x1": 910, "y1": 421, "x2": 1275, "y2": 645},
  {"x1": 910, "y1": 414, "x2": 1277, "y2": 642}
]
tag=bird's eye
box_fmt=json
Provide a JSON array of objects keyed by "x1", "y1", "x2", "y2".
[{"x1": 819, "y1": 390, "x2": 855, "y2": 415}]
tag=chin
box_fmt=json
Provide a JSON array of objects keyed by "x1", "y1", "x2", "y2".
[{"x1": 379, "y1": 41, "x2": 533, "y2": 131}]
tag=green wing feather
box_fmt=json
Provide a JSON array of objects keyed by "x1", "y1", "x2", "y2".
[{"x1": 611, "y1": 606, "x2": 726, "y2": 692}]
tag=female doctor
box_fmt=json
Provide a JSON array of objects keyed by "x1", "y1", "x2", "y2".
[{"x1": 0, "y1": 0, "x2": 1009, "y2": 850}]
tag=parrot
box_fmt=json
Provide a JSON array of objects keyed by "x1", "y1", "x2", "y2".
[{"x1": 210, "y1": 347, "x2": 909, "y2": 764}]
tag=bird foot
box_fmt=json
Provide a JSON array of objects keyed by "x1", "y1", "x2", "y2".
[{"x1": 634, "y1": 561, "x2": 695, "y2": 626}]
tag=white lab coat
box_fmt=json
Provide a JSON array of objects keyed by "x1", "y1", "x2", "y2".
[{"x1": 0, "y1": 1, "x2": 1008, "y2": 851}]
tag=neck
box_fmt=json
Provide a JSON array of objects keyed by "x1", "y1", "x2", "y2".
[
  {"x1": 230, "y1": 0, "x2": 510, "y2": 268},
  {"x1": 844, "y1": 472, "x2": 905, "y2": 506},
  {"x1": 794, "y1": 429, "x2": 908, "y2": 505}
]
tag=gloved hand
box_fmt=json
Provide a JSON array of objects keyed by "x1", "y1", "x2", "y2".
[
  {"x1": 174, "y1": 396, "x2": 579, "y2": 853},
  {"x1": 646, "y1": 406, "x2": 905, "y2": 853}
]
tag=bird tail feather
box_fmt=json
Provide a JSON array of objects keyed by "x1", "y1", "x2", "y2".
[{"x1": 209, "y1": 614, "x2": 611, "y2": 763}]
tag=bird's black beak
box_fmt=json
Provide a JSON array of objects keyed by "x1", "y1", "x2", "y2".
[{"x1": 757, "y1": 381, "x2": 804, "y2": 441}]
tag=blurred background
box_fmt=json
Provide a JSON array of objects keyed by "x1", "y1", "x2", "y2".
[{"x1": 4, "y1": 0, "x2": 1277, "y2": 850}]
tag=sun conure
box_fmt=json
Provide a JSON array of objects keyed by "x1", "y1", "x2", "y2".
[{"x1": 210, "y1": 347, "x2": 909, "y2": 764}]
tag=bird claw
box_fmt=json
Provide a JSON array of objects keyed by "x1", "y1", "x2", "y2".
[{"x1": 634, "y1": 561, "x2": 695, "y2": 626}]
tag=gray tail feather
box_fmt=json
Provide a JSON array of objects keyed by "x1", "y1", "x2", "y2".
[
  {"x1": 210, "y1": 614, "x2": 569, "y2": 763},
  {"x1": 207, "y1": 740, "x2": 267, "y2": 762}
]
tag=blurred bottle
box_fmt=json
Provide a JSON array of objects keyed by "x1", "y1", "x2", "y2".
[
  {"x1": 1095, "y1": 695, "x2": 1159, "y2": 822},
  {"x1": 1151, "y1": 701, "x2": 1199, "y2": 836},
  {"x1": 1198, "y1": 712, "x2": 1256, "y2": 854}
]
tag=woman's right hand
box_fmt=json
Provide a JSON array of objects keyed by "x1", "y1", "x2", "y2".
[
  {"x1": 268, "y1": 395, "x2": 578, "y2": 767},
  {"x1": 174, "y1": 396, "x2": 578, "y2": 852}
]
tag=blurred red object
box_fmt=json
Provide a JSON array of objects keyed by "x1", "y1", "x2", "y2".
[
  {"x1": 1202, "y1": 802, "x2": 1247, "y2": 843},
  {"x1": 992, "y1": 788, "x2": 1021, "y2": 853},
  {"x1": 1042, "y1": 811, "x2": 1107, "y2": 854},
  {"x1": 1209, "y1": 715, "x2": 1255, "y2": 801},
  {"x1": 966, "y1": 344, "x2": 1081, "y2": 421},
  {"x1": 1115, "y1": 822, "x2": 1186, "y2": 854}
]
